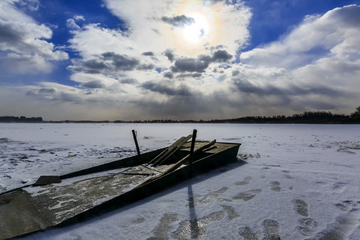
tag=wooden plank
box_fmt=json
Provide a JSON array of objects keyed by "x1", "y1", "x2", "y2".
[
  {"x1": 132, "y1": 130, "x2": 141, "y2": 161},
  {"x1": 189, "y1": 129, "x2": 197, "y2": 165},
  {"x1": 137, "y1": 140, "x2": 216, "y2": 187},
  {"x1": 146, "y1": 137, "x2": 185, "y2": 166},
  {"x1": 149, "y1": 134, "x2": 192, "y2": 166},
  {"x1": 34, "y1": 176, "x2": 61, "y2": 186},
  {"x1": 0, "y1": 190, "x2": 52, "y2": 239}
]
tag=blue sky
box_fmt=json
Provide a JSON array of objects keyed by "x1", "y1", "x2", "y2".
[{"x1": 1, "y1": 0, "x2": 360, "y2": 121}]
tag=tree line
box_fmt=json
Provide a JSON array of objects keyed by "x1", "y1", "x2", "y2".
[
  {"x1": 117, "y1": 106, "x2": 360, "y2": 124},
  {"x1": 2, "y1": 106, "x2": 360, "y2": 124}
]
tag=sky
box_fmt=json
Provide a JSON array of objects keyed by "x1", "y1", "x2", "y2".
[{"x1": 1, "y1": 0, "x2": 360, "y2": 121}]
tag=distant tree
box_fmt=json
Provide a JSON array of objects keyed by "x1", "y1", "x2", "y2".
[{"x1": 350, "y1": 106, "x2": 360, "y2": 118}]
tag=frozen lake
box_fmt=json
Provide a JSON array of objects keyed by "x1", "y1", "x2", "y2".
[{"x1": 1, "y1": 123, "x2": 360, "y2": 239}]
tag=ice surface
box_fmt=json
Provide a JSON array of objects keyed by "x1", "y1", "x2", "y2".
[{"x1": 1, "y1": 123, "x2": 360, "y2": 239}]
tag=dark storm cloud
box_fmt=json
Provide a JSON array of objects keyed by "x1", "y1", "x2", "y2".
[
  {"x1": 26, "y1": 88, "x2": 81, "y2": 103},
  {"x1": 141, "y1": 81, "x2": 192, "y2": 96},
  {"x1": 163, "y1": 49, "x2": 175, "y2": 62},
  {"x1": 68, "y1": 52, "x2": 155, "y2": 73},
  {"x1": 137, "y1": 63, "x2": 155, "y2": 70},
  {"x1": 164, "y1": 72, "x2": 173, "y2": 79},
  {"x1": 171, "y1": 57, "x2": 210, "y2": 73},
  {"x1": 232, "y1": 70, "x2": 239, "y2": 76},
  {"x1": 26, "y1": 88, "x2": 56, "y2": 96},
  {"x1": 0, "y1": 21, "x2": 23, "y2": 43},
  {"x1": 38, "y1": 88, "x2": 56, "y2": 94},
  {"x1": 81, "y1": 81, "x2": 105, "y2": 89},
  {"x1": 212, "y1": 50, "x2": 232, "y2": 62},
  {"x1": 142, "y1": 51, "x2": 154, "y2": 56},
  {"x1": 119, "y1": 78, "x2": 138, "y2": 84},
  {"x1": 161, "y1": 15, "x2": 195, "y2": 27},
  {"x1": 171, "y1": 50, "x2": 232, "y2": 73},
  {"x1": 233, "y1": 78, "x2": 350, "y2": 97},
  {"x1": 176, "y1": 73, "x2": 202, "y2": 78},
  {"x1": 101, "y1": 52, "x2": 140, "y2": 71}
]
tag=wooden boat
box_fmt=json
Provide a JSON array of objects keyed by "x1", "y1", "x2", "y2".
[{"x1": 0, "y1": 133, "x2": 240, "y2": 239}]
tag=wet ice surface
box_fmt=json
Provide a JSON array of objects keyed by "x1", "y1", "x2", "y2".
[{"x1": 1, "y1": 123, "x2": 360, "y2": 239}]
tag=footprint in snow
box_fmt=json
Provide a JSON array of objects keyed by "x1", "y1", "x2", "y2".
[
  {"x1": 262, "y1": 219, "x2": 281, "y2": 240},
  {"x1": 293, "y1": 199, "x2": 318, "y2": 236},
  {"x1": 235, "y1": 176, "x2": 253, "y2": 186},
  {"x1": 233, "y1": 189, "x2": 262, "y2": 201},
  {"x1": 148, "y1": 213, "x2": 178, "y2": 240},
  {"x1": 221, "y1": 205, "x2": 240, "y2": 220},
  {"x1": 239, "y1": 226, "x2": 258, "y2": 240},
  {"x1": 309, "y1": 208, "x2": 360, "y2": 240},
  {"x1": 293, "y1": 199, "x2": 309, "y2": 217},
  {"x1": 270, "y1": 181, "x2": 281, "y2": 192},
  {"x1": 187, "y1": 187, "x2": 231, "y2": 207},
  {"x1": 282, "y1": 170, "x2": 293, "y2": 179},
  {"x1": 171, "y1": 210, "x2": 225, "y2": 240},
  {"x1": 238, "y1": 219, "x2": 281, "y2": 240}
]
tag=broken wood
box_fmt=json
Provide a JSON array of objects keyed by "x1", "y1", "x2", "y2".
[
  {"x1": 137, "y1": 139, "x2": 216, "y2": 188},
  {"x1": 189, "y1": 129, "x2": 197, "y2": 165},
  {"x1": 148, "y1": 134, "x2": 192, "y2": 166},
  {"x1": 34, "y1": 176, "x2": 61, "y2": 186},
  {"x1": 132, "y1": 130, "x2": 141, "y2": 162}
]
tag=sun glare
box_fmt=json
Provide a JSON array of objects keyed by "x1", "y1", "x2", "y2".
[{"x1": 182, "y1": 13, "x2": 209, "y2": 43}]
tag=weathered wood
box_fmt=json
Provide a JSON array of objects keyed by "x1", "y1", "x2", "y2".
[
  {"x1": 150, "y1": 134, "x2": 192, "y2": 166},
  {"x1": 189, "y1": 129, "x2": 197, "y2": 165},
  {"x1": 34, "y1": 176, "x2": 61, "y2": 186},
  {"x1": 147, "y1": 137, "x2": 185, "y2": 166},
  {"x1": 0, "y1": 141, "x2": 241, "y2": 238},
  {"x1": 137, "y1": 140, "x2": 216, "y2": 187},
  {"x1": 132, "y1": 130, "x2": 141, "y2": 161}
]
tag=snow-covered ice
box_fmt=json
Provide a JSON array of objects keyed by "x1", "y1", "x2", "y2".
[{"x1": 1, "y1": 123, "x2": 360, "y2": 239}]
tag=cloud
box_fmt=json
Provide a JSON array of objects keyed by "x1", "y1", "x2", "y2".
[
  {"x1": 163, "y1": 49, "x2": 175, "y2": 62},
  {"x1": 171, "y1": 50, "x2": 232, "y2": 72},
  {"x1": 161, "y1": 15, "x2": 195, "y2": 27},
  {"x1": 0, "y1": 0, "x2": 68, "y2": 74},
  {"x1": 240, "y1": 5, "x2": 360, "y2": 69},
  {"x1": 141, "y1": 80, "x2": 193, "y2": 96},
  {"x1": 176, "y1": 73, "x2": 202, "y2": 79},
  {"x1": 171, "y1": 56, "x2": 210, "y2": 73},
  {"x1": 81, "y1": 81, "x2": 105, "y2": 89},
  {"x1": 3, "y1": 1, "x2": 360, "y2": 121},
  {"x1": 18, "y1": 0, "x2": 39, "y2": 11},
  {"x1": 103, "y1": 0, "x2": 251, "y2": 57},
  {"x1": 232, "y1": 77, "x2": 348, "y2": 98},
  {"x1": 119, "y1": 78, "x2": 138, "y2": 84},
  {"x1": 142, "y1": 51, "x2": 154, "y2": 56},
  {"x1": 66, "y1": 19, "x2": 80, "y2": 29},
  {"x1": 163, "y1": 72, "x2": 173, "y2": 79},
  {"x1": 0, "y1": 53, "x2": 53, "y2": 73},
  {"x1": 68, "y1": 52, "x2": 153, "y2": 73},
  {"x1": 74, "y1": 15, "x2": 85, "y2": 21},
  {"x1": 212, "y1": 50, "x2": 233, "y2": 62}
]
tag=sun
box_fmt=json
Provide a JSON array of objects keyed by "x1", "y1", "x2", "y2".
[{"x1": 182, "y1": 13, "x2": 209, "y2": 43}]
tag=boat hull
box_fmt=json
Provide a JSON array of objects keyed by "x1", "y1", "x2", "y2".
[{"x1": 0, "y1": 141, "x2": 240, "y2": 239}]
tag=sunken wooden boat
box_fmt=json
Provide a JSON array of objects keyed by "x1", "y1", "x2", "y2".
[{"x1": 0, "y1": 133, "x2": 240, "y2": 239}]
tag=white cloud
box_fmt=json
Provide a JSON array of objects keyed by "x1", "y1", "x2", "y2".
[
  {"x1": 18, "y1": 0, "x2": 39, "y2": 11},
  {"x1": 2, "y1": 2, "x2": 360, "y2": 120},
  {"x1": 0, "y1": 0, "x2": 68, "y2": 74},
  {"x1": 240, "y1": 5, "x2": 360, "y2": 69},
  {"x1": 66, "y1": 19, "x2": 80, "y2": 29},
  {"x1": 87, "y1": 0, "x2": 252, "y2": 58},
  {"x1": 74, "y1": 15, "x2": 85, "y2": 21}
]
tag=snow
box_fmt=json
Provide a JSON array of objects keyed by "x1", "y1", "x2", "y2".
[{"x1": 1, "y1": 123, "x2": 360, "y2": 239}]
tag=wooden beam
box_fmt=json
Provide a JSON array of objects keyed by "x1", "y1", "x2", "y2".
[
  {"x1": 132, "y1": 130, "x2": 141, "y2": 162},
  {"x1": 137, "y1": 139, "x2": 216, "y2": 188},
  {"x1": 149, "y1": 134, "x2": 192, "y2": 166}
]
